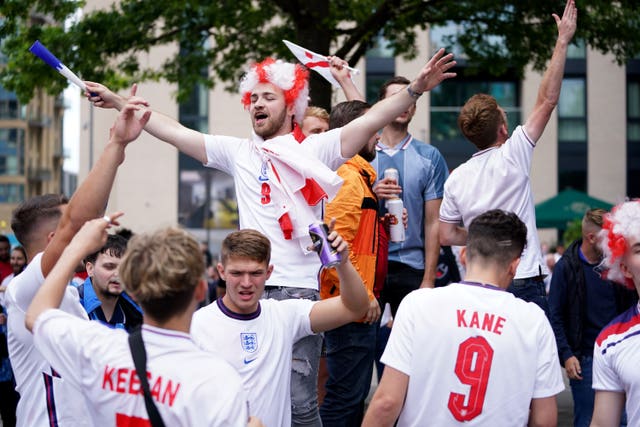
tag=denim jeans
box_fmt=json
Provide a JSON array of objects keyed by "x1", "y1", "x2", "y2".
[
  {"x1": 569, "y1": 355, "x2": 626, "y2": 427},
  {"x1": 262, "y1": 286, "x2": 323, "y2": 427},
  {"x1": 319, "y1": 321, "x2": 377, "y2": 427},
  {"x1": 381, "y1": 261, "x2": 423, "y2": 317},
  {"x1": 508, "y1": 276, "x2": 549, "y2": 315},
  {"x1": 570, "y1": 355, "x2": 595, "y2": 427}
]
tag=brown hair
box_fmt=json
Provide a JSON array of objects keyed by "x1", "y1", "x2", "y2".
[
  {"x1": 119, "y1": 227, "x2": 204, "y2": 322},
  {"x1": 584, "y1": 208, "x2": 607, "y2": 228},
  {"x1": 221, "y1": 229, "x2": 271, "y2": 265},
  {"x1": 11, "y1": 194, "x2": 68, "y2": 251},
  {"x1": 466, "y1": 209, "x2": 527, "y2": 267},
  {"x1": 377, "y1": 76, "x2": 411, "y2": 101},
  {"x1": 458, "y1": 94, "x2": 504, "y2": 150}
]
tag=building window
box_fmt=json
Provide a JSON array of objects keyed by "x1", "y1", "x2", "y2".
[
  {"x1": 365, "y1": 35, "x2": 395, "y2": 104},
  {"x1": 0, "y1": 86, "x2": 20, "y2": 119},
  {"x1": 0, "y1": 184, "x2": 24, "y2": 203},
  {"x1": 430, "y1": 79, "x2": 520, "y2": 169},
  {"x1": 0, "y1": 128, "x2": 24, "y2": 175},
  {"x1": 557, "y1": 77, "x2": 587, "y2": 192}
]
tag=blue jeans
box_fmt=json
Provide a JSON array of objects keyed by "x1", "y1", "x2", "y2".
[
  {"x1": 263, "y1": 286, "x2": 323, "y2": 427},
  {"x1": 508, "y1": 276, "x2": 549, "y2": 315},
  {"x1": 570, "y1": 355, "x2": 595, "y2": 427},
  {"x1": 320, "y1": 321, "x2": 377, "y2": 427},
  {"x1": 569, "y1": 355, "x2": 627, "y2": 427}
]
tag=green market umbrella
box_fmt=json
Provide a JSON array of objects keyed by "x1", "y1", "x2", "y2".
[{"x1": 535, "y1": 189, "x2": 614, "y2": 229}]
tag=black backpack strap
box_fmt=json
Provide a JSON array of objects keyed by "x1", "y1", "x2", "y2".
[{"x1": 127, "y1": 328, "x2": 166, "y2": 427}]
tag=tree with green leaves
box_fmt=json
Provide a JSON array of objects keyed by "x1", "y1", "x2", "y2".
[{"x1": 1, "y1": 0, "x2": 639, "y2": 109}]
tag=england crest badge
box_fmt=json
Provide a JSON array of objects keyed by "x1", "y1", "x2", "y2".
[{"x1": 240, "y1": 333, "x2": 258, "y2": 353}]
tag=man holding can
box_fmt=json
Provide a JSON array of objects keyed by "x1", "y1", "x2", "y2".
[
  {"x1": 372, "y1": 76, "x2": 450, "y2": 316},
  {"x1": 191, "y1": 228, "x2": 369, "y2": 427}
]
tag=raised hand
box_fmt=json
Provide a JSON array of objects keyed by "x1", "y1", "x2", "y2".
[
  {"x1": 109, "y1": 99, "x2": 152, "y2": 146},
  {"x1": 411, "y1": 48, "x2": 457, "y2": 94},
  {"x1": 553, "y1": 0, "x2": 577, "y2": 44},
  {"x1": 67, "y1": 212, "x2": 123, "y2": 258}
]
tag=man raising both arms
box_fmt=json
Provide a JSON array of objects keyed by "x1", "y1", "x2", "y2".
[{"x1": 86, "y1": 49, "x2": 456, "y2": 426}]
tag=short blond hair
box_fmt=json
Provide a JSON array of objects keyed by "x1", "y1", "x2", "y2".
[
  {"x1": 119, "y1": 227, "x2": 204, "y2": 321},
  {"x1": 304, "y1": 106, "x2": 329, "y2": 122}
]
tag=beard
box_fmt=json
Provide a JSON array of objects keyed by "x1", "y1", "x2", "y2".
[{"x1": 253, "y1": 108, "x2": 288, "y2": 139}]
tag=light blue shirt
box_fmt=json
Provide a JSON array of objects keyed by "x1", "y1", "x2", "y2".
[{"x1": 371, "y1": 135, "x2": 448, "y2": 270}]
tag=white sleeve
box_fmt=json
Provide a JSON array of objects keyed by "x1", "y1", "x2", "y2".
[
  {"x1": 532, "y1": 313, "x2": 565, "y2": 398},
  {"x1": 439, "y1": 175, "x2": 462, "y2": 223},
  {"x1": 281, "y1": 299, "x2": 316, "y2": 342},
  {"x1": 5, "y1": 253, "x2": 45, "y2": 313},
  {"x1": 592, "y1": 341, "x2": 624, "y2": 392},
  {"x1": 32, "y1": 309, "x2": 107, "y2": 387},
  {"x1": 203, "y1": 134, "x2": 246, "y2": 174},
  {"x1": 503, "y1": 126, "x2": 535, "y2": 176},
  {"x1": 380, "y1": 297, "x2": 415, "y2": 375},
  {"x1": 302, "y1": 128, "x2": 346, "y2": 171}
]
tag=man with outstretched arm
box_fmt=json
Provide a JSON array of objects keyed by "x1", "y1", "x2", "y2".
[{"x1": 86, "y1": 49, "x2": 455, "y2": 426}]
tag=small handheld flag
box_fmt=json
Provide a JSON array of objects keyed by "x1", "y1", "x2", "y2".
[
  {"x1": 29, "y1": 40, "x2": 87, "y2": 92},
  {"x1": 283, "y1": 40, "x2": 359, "y2": 88}
]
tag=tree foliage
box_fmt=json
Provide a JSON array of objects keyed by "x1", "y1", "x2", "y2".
[{"x1": 1, "y1": 0, "x2": 639, "y2": 109}]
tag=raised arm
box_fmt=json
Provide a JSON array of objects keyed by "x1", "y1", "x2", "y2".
[
  {"x1": 328, "y1": 56, "x2": 365, "y2": 102},
  {"x1": 41, "y1": 100, "x2": 150, "y2": 277},
  {"x1": 340, "y1": 49, "x2": 456, "y2": 158},
  {"x1": 26, "y1": 214, "x2": 120, "y2": 331},
  {"x1": 309, "y1": 225, "x2": 369, "y2": 332},
  {"x1": 85, "y1": 82, "x2": 207, "y2": 163},
  {"x1": 524, "y1": 0, "x2": 577, "y2": 142}
]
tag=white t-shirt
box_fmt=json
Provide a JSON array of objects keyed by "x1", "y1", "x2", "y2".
[
  {"x1": 593, "y1": 303, "x2": 640, "y2": 425},
  {"x1": 33, "y1": 309, "x2": 249, "y2": 427},
  {"x1": 191, "y1": 298, "x2": 315, "y2": 427},
  {"x1": 5, "y1": 253, "x2": 92, "y2": 426},
  {"x1": 203, "y1": 129, "x2": 345, "y2": 289},
  {"x1": 382, "y1": 282, "x2": 564, "y2": 427},
  {"x1": 439, "y1": 126, "x2": 548, "y2": 279}
]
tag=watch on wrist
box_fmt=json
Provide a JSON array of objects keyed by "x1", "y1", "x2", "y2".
[{"x1": 406, "y1": 84, "x2": 423, "y2": 100}]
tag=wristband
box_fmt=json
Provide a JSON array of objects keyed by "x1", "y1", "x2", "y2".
[{"x1": 406, "y1": 84, "x2": 423, "y2": 100}]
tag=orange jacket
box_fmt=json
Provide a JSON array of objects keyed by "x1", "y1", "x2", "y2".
[{"x1": 320, "y1": 155, "x2": 379, "y2": 305}]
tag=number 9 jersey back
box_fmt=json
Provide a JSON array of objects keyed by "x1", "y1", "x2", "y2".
[{"x1": 380, "y1": 281, "x2": 564, "y2": 426}]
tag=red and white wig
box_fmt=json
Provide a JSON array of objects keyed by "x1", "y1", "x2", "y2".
[
  {"x1": 599, "y1": 200, "x2": 640, "y2": 289},
  {"x1": 240, "y1": 58, "x2": 310, "y2": 125}
]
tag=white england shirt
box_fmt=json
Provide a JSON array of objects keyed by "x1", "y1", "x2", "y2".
[
  {"x1": 5, "y1": 253, "x2": 92, "y2": 426},
  {"x1": 191, "y1": 298, "x2": 316, "y2": 427},
  {"x1": 439, "y1": 126, "x2": 548, "y2": 279},
  {"x1": 203, "y1": 129, "x2": 345, "y2": 290},
  {"x1": 382, "y1": 282, "x2": 564, "y2": 426},
  {"x1": 33, "y1": 309, "x2": 249, "y2": 427},
  {"x1": 593, "y1": 303, "x2": 640, "y2": 425}
]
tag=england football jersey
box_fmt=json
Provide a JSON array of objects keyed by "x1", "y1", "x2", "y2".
[
  {"x1": 203, "y1": 129, "x2": 345, "y2": 290},
  {"x1": 5, "y1": 253, "x2": 92, "y2": 426},
  {"x1": 439, "y1": 126, "x2": 548, "y2": 279},
  {"x1": 33, "y1": 309, "x2": 249, "y2": 426},
  {"x1": 381, "y1": 282, "x2": 563, "y2": 426},
  {"x1": 593, "y1": 303, "x2": 640, "y2": 425},
  {"x1": 191, "y1": 298, "x2": 315, "y2": 427}
]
